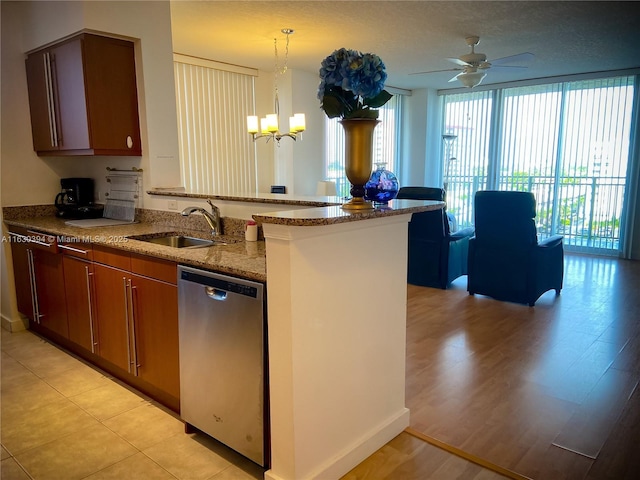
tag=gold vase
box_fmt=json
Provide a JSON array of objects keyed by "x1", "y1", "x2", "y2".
[{"x1": 340, "y1": 118, "x2": 380, "y2": 211}]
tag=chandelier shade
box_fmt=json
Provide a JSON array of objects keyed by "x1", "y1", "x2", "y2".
[{"x1": 247, "y1": 29, "x2": 306, "y2": 144}]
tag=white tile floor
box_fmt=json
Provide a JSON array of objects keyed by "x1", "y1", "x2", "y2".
[{"x1": 1, "y1": 328, "x2": 264, "y2": 480}]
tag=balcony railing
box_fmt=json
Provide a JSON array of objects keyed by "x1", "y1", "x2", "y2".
[{"x1": 445, "y1": 174, "x2": 625, "y2": 253}]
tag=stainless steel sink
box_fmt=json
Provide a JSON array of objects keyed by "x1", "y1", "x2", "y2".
[{"x1": 128, "y1": 233, "x2": 227, "y2": 249}]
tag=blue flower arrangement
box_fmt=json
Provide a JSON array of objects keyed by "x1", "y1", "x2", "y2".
[{"x1": 318, "y1": 48, "x2": 393, "y2": 119}]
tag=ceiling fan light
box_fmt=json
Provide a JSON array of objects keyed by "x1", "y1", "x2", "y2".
[{"x1": 458, "y1": 71, "x2": 486, "y2": 88}]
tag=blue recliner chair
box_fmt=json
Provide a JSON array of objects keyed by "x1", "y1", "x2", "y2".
[
  {"x1": 397, "y1": 187, "x2": 475, "y2": 289},
  {"x1": 467, "y1": 190, "x2": 564, "y2": 306}
]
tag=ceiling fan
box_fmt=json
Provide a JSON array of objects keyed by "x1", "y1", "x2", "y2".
[{"x1": 411, "y1": 36, "x2": 534, "y2": 88}]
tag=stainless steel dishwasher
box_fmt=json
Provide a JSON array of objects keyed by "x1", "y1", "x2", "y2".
[{"x1": 177, "y1": 265, "x2": 267, "y2": 467}]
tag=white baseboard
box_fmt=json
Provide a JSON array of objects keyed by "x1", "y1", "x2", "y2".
[
  {"x1": 1, "y1": 313, "x2": 27, "y2": 332},
  {"x1": 264, "y1": 408, "x2": 410, "y2": 480}
]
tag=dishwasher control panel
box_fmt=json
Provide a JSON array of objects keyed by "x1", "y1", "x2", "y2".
[{"x1": 180, "y1": 269, "x2": 259, "y2": 298}]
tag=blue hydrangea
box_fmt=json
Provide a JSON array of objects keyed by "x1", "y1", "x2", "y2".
[{"x1": 318, "y1": 48, "x2": 391, "y2": 119}]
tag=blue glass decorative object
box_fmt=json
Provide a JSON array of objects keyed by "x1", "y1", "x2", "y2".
[{"x1": 365, "y1": 163, "x2": 399, "y2": 204}]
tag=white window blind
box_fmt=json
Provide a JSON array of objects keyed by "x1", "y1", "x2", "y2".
[
  {"x1": 324, "y1": 94, "x2": 402, "y2": 198},
  {"x1": 442, "y1": 75, "x2": 636, "y2": 255},
  {"x1": 442, "y1": 90, "x2": 492, "y2": 225},
  {"x1": 174, "y1": 59, "x2": 257, "y2": 194}
]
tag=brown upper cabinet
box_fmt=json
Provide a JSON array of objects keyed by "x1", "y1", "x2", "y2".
[{"x1": 25, "y1": 33, "x2": 142, "y2": 156}]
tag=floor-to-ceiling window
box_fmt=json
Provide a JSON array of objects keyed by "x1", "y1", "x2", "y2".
[
  {"x1": 442, "y1": 75, "x2": 637, "y2": 255},
  {"x1": 324, "y1": 94, "x2": 403, "y2": 198}
]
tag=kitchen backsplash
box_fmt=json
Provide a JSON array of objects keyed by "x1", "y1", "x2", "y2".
[
  {"x1": 136, "y1": 209, "x2": 253, "y2": 238},
  {"x1": 2, "y1": 205, "x2": 58, "y2": 220}
]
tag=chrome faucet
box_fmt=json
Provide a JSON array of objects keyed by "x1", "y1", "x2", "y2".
[{"x1": 181, "y1": 199, "x2": 222, "y2": 236}]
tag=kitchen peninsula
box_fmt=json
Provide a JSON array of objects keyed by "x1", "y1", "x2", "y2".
[
  {"x1": 3, "y1": 197, "x2": 444, "y2": 480},
  {"x1": 253, "y1": 199, "x2": 443, "y2": 480}
]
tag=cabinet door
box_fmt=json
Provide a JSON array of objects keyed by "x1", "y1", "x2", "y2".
[
  {"x1": 130, "y1": 274, "x2": 180, "y2": 399},
  {"x1": 32, "y1": 249, "x2": 68, "y2": 338},
  {"x1": 50, "y1": 38, "x2": 91, "y2": 151},
  {"x1": 83, "y1": 34, "x2": 141, "y2": 155},
  {"x1": 25, "y1": 33, "x2": 140, "y2": 156},
  {"x1": 9, "y1": 238, "x2": 35, "y2": 320},
  {"x1": 92, "y1": 263, "x2": 130, "y2": 371},
  {"x1": 25, "y1": 52, "x2": 56, "y2": 152},
  {"x1": 63, "y1": 256, "x2": 97, "y2": 352}
]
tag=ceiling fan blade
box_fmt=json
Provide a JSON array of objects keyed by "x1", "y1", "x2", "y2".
[
  {"x1": 447, "y1": 57, "x2": 471, "y2": 67},
  {"x1": 489, "y1": 52, "x2": 535, "y2": 66},
  {"x1": 410, "y1": 67, "x2": 462, "y2": 76},
  {"x1": 448, "y1": 72, "x2": 463, "y2": 83}
]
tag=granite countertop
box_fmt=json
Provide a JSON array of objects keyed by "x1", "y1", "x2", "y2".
[
  {"x1": 3, "y1": 216, "x2": 267, "y2": 282},
  {"x1": 253, "y1": 199, "x2": 445, "y2": 226},
  {"x1": 3, "y1": 200, "x2": 443, "y2": 283}
]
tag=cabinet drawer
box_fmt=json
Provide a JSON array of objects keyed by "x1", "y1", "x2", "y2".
[
  {"x1": 58, "y1": 241, "x2": 93, "y2": 261},
  {"x1": 131, "y1": 253, "x2": 177, "y2": 285},
  {"x1": 92, "y1": 244, "x2": 131, "y2": 270}
]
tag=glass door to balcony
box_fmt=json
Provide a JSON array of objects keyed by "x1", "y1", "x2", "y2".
[{"x1": 443, "y1": 76, "x2": 636, "y2": 255}]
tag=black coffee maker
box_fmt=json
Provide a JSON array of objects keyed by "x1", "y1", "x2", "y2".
[{"x1": 55, "y1": 178, "x2": 104, "y2": 219}]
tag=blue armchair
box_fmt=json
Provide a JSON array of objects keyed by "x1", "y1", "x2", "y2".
[
  {"x1": 397, "y1": 187, "x2": 475, "y2": 289},
  {"x1": 467, "y1": 190, "x2": 564, "y2": 306}
]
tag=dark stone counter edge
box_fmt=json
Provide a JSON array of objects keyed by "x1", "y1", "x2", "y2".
[{"x1": 147, "y1": 190, "x2": 343, "y2": 207}]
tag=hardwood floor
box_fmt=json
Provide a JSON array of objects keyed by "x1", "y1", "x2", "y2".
[
  {"x1": 343, "y1": 430, "x2": 513, "y2": 479},
  {"x1": 402, "y1": 253, "x2": 640, "y2": 480}
]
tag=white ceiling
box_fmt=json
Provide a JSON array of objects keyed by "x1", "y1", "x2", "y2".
[{"x1": 170, "y1": 1, "x2": 640, "y2": 91}]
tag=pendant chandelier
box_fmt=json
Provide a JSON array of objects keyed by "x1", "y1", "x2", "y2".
[{"x1": 247, "y1": 28, "x2": 306, "y2": 144}]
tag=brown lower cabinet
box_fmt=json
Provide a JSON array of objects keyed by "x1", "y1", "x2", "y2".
[
  {"x1": 91, "y1": 245, "x2": 180, "y2": 408},
  {"x1": 62, "y1": 253, "x2": 97, "y2": 353},
  {"x1": 32, "y1": 248, "x2": 69, "y2": 338},
  {"x1": 8, "y1": 229, "x2": 180, "y2": 411},
  {"x1": 128, "y1": 272, "x2": 180, "y2": 400},
  {"x1": 8, "y1": 228, "x2": 68, "y2": 338}
]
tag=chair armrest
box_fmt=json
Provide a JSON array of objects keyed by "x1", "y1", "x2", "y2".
[
  {"x1": 450, "y1": 227, "x2": 475, "y2": 241},
  {"x1": 538, "y1": 235, "x2": 563, "y2": 248}
]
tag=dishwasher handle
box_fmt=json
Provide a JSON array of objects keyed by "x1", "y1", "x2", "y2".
[{"x1": 205, "y1": 286, "x2": 227, "y2": 301}]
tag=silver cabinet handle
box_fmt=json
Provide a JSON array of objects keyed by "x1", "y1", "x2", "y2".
[
  {"x1": 129, "y1": 283, "x2": 140, "y2": 375},
  {"x1": 123, "y1": 277, "x2": 132, "y2": 374},
  {"x1": 26, "y1": 230, "x2": 55, "y2": 248},
  {"x1": 85, "y1": 266, "x2": 96, "y2": 354},
  {"x1": 43, "y1": 52, "x2": 58, "y2": 147},
  {"x1": 11, "y1": 232, "x2": 52, "y2": 248},
  {"x1": 59, "y1": 244, "x2": 89, "y2": 255},
  {"x1": 27, "y1": 249, "x2": 40, "y2": 324}
]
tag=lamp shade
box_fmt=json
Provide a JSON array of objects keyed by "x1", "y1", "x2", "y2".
[
  {"x1": 247, "y1": 116, "x2": 259, "y2": 134},
  {"x1": 458, "y1": 71, "x2": 487, "y2": 88},
  {"x1": 266, "y1": 114, "x2": 279, "y2": 133},
  {"x1": 289, "y1": 113, "x2": 306, "y2": 133}
]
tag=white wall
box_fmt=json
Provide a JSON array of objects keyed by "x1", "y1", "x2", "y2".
[
  {"x1": 247, "y1": 67, "x2": 324, "y2": 196},
  {"x1": 0, "y1": 0, "x2": 180, "y2": 326},
  {"x1": 399, "y1": 88, "x2": 441, "y2": 188},
  {"x1": 254, "y1": 70, "x2": 277, "y2": 193},
  {"x1": 291, "y1": 69, "x2": 325, "y2": 195}
]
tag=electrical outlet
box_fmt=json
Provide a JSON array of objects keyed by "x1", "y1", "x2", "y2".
[{"x1": 168, "y1": 200, "x2": 178, "y2": 211}]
